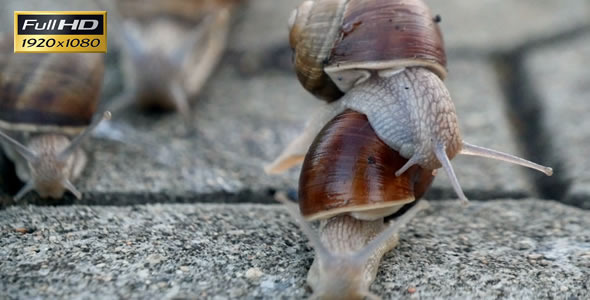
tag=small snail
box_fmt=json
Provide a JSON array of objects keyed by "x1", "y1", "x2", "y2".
[
  {"x1": 0, "y1": 36, "x2": 109, "y2": 200},
  {"x1": 99, "y1": 0, "x2": 239, "y2": 119},
  {"x1": 267, "y1": 0, "x2": 554, "y2": 298}
]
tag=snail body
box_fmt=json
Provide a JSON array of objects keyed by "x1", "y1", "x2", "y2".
[
  {"x1": 102, "y1": 0, "x2": 239, "y2": 118},
  {"x1": 269, "y1": 0, "x2": 554, "y2": 298},
  {"x1": 297, "y1": 110, "x2": 433, "y2": 299},
  {"x1": 0, "y1": 37, "x2": 109, "y2": 200}
]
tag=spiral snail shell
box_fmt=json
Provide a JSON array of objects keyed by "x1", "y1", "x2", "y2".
[
  {"x1": 0, "y1": 35, "x2": 109, "y2": 200},
  {"x1": 289, "y1": 0, "x2": 446, "y2": 101},
  {"x1": 295, "y1": 110, "x2": 434, "y2": 298}
]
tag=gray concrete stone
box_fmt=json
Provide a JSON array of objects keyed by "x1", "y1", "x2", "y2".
[
  {"x1": 427, "y1": 0, "x2": 590, "y2": 51},
  {"x1": 427, "y1": 58, "x2": 533, "y2": 199},
  {"x1": 229, "y1": 0, "x2": 296, "y2": 53},
  {"x1": 1, "y1": 199, "x2": 588, "y2": 299},
  {"x1": 525, "y1": 32, "x2": 590, "y2": 208}
]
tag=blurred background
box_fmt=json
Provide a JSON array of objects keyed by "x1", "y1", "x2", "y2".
[
  {"x1": 0, "y1": 1, "x2": 589, "y2": 299},
  {"x1": 0, "y1": 0, "x2": 589, "y2": 209}
]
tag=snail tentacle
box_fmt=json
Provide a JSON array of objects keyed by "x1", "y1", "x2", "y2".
[
  {"x1": 460, "y1": 141, "x2": 553, "y2": 176},
  {"x1": 434, "y1": 142, "x2": 468, "y2": 204}
]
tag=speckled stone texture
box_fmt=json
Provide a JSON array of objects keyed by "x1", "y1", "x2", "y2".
[{"x1": 1, "y1": 200, "x2": 588, "y2": 299}]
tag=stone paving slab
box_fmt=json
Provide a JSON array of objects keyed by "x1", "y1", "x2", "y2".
[
  {"x1": 228, "y1": 0, "x2": 296, "y2": 53},
  {"x1": 427, "y1": 0, "x2": 590, "y2": 51},
  {"x1": 525, "y1": 32, "x2": 590, "y2": 208},
  {"x1": 1, "y1": 199, "x2": 589, "y2": 299}
]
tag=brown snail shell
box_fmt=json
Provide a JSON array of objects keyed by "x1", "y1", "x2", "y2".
[
  {"x1": 0, "y1": 37, "x2": 104, "y2": 135},
  {"x1": 290, "y1": 0, "x2": 446, "y2": 101},
  {"x1": 0, "y1": 35, "x2": 108, "y2": 200},
  {"x1": 299, "y1": 109, "x2": 435, "y2": 220},
  {"x1": 276, "y1": 110, "x2": 433, "y2": 299}
]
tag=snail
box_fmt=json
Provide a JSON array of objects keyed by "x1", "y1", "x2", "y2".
[
  {"x1": 0, "y1": 36, "x2": 109, "y2": 200},
  {"x1": 268, "y1": 0, "x2": 553, "y2": 203},
  {"x1": 277, "y1": 110, "x2": 433, "y2": 299},
  {"x1": 267, "y1": 0, "x2": 554, "y2": 298},
  {"x1": 97, "y1": 0, "x2": 239, "y2": 119}
]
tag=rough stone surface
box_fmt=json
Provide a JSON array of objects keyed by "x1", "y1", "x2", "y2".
[
  {"x1": 525, "y1": 32, "x2": 590, "y2": 208},
  {"x1": 427, "y1": 0, "x2": 590, "y2": 51},
  {"x1": 1, "y1": 200, "x2": 588, "y2": 299}
]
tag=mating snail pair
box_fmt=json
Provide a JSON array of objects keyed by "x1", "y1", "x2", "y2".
[{"x1": 267, "y1": 0, "x2": 553, "y2": 298}]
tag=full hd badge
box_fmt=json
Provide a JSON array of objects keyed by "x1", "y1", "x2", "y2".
[{"x1": 14, "y1": 11, "x2": 107, "y2": 53}]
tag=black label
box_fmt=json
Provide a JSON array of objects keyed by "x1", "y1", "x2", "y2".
[{"x1": 17, "y1": 14, "x2": 104, "y2": 35}]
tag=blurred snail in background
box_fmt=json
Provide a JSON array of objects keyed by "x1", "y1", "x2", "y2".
[
  {"x1": 97, "y1": 0, "x2": 241, "y2": 120},
  {"x1": 267, "y1": 0, "x2": 554, "y2": 298},
  {"x1": 0, "y1": 36, "x2": 109, "y2": 200}
]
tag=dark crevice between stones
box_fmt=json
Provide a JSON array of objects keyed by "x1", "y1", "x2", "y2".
[
  {"x1": 1, "y1": 189, "x2": 280, "y2": 208},
  {"x1": 423, "y1": 187, "x2": 529, "y2": 202},
  {"x1": 0, "y1": 150, "x2": 23, "y2": 207},
  {"x1": 491, "y1": 23, "x2": 590, "y2": 209},
  {"x1": 513, "y1": 24, "x2": 590, "y2": 54},
  {"x1": 564, "y1": 195, "x2": 590, "y2": 210},
  {"x1": 1, "y1": 186, "x2": 533, "y2": 208},
  {"x1": 492, "y1": 52, "x2": 572, "y2": 206},
  {"x1": 488, "y1": 24, "x2": 590, "y2": 208}
]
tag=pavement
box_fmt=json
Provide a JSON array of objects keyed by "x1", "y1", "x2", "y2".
[
  {"x1": 1, "y1": 0, "x2": 590, "y2": 299},
  {"x1": 1, "y1": 200, "x2": 589, "y2": 299}
]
